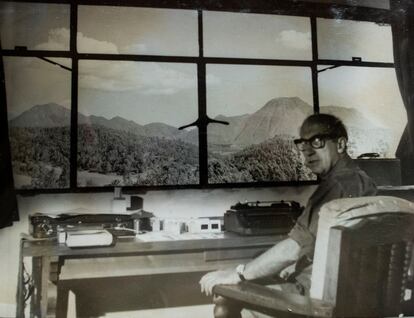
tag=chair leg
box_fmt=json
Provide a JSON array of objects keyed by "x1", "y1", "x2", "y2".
[{"x1": 213, "y1": 295, "x2": 242, "y2": 318}]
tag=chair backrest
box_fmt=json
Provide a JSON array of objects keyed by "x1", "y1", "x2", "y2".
[{"x1": 323, "y1": 214, "x2": 414, "y2": 317}]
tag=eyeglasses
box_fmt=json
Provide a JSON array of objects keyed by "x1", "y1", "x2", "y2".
[{"x1": 293, "y1": 134, "x2": 339, "y2": 151}]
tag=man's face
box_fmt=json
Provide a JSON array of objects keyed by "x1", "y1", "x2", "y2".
[{"x1": 299, "y1": 123, "x2": 341, "y2": 177}]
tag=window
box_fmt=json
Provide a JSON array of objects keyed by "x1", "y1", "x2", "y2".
[
  {"x1": 203, "y1": 11, "x2": 312, "y2": 60},
  {"x1": 3, "y1": 57, "x2": 71, "y2": 189},
  {"x1": 77, "y1": 6, "x2": 198, "y2": 56},
  {"x1": 0, "y1": 1, "x2": 403, "y2": 191},
  {"x1": 317, "y1": 18, "x2": 393, "y2": 62},
  {"x1": 318, "y1": 66, "x2": 405, "y2": 158},
  {"x1": 204, "y1": 12, "x2": 316, "y2": 184},
  {"x1": 316, "y1": 17, "x2": 405, "y2": 160},
  {"x1": 77, "y1": 60, "x2": 198, "y2": 186},
  {"x1": 206, "y1": 64, "x2": 314, "y2": 183},
  {"x1": 0, "y1": 2, "x2": 70, "y2": 51}
]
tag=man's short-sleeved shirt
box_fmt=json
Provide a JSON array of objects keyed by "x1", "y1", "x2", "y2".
[{"x1": 288, "y1": 154, "x2": 377, "y2": 261}]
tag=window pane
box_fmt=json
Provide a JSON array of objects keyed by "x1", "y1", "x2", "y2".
[
  {"x1": 4, "y1": 57, "x2": 72, "y2": 189},
  {"x1": 207, "y1": 64, "x2": 315, "y2": 183},
  {"x1": 318, "y1": 66, "x2": 405, "y2": 158},
  {"x1": 204, "y1": 11, "x2": 311, "y2": 60},
  {"x1": 0, "y1": 2, "x2": 70, "y2": 50},
  {"x1": 78, "y1": 6, "x2": 198, "y2": 56},
  {"x1": 77, "y1": 60, "x2": 199, "y2": 187},
  {"x1": 317, "y1": 18, "x2": 393, "y2": 62}
]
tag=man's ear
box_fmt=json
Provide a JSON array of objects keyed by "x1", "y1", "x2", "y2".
[{"x1": 337, "y1": 137, "x2": 347, "y2": 154}]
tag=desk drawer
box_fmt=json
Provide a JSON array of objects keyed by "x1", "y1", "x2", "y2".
[{"x1": 60, "y1": 252, "x2": 256, "y2": 279}]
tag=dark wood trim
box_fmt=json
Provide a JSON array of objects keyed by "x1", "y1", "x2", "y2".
[
  {"x1": 317, "y1": 59, "x2": 394, "y2": 67},
  {"x1": 4, "y1": 0, "x2": 391, "y2": 23}
]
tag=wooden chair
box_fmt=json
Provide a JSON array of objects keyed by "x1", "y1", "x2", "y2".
[{"x1": 213, "y1": 213, "x2": 414, "y2": 318}]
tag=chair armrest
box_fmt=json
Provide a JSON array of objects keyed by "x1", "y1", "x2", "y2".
[{"x1": 213, "y1": 282, "x2": 333, "y2": 318}]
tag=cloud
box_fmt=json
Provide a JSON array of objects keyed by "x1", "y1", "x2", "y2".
[
  {"x1": 34, "y1": 30, "x2": 196, "y2": 95},
  {"x1": 34, "y1": 28, "x2": 70, "y2": 50},
  {"x1": 79, "y1": 60, "x2": 196, "y2": 95},
  {"x1": 276, "y1": 30, "x2": 311, "y2": 50},
  {"x1": 34, "y1": 28, "x2": 119, "y2": 54},
  {"x1": 77, "y1": 32, "x2": 119, "y2": 54}
]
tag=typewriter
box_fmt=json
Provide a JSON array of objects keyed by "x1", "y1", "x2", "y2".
[{"x1": 224, "y1": 200, "x2": 303, "y2": 236}]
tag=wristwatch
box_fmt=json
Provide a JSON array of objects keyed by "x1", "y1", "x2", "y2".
[{"x1": 236, "y1": 264, "x2": 246, "y2": 281}]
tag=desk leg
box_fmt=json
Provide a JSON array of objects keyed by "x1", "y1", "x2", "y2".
[
  {"x1": 31, "y1": 256, "x2": 52, "y2": 318},
  {"x1": 55, "y1": 284, "x2": 69, "y2": 318},
  {"x1": 16, "y1": 243, "x2": 25, "y2": 318}
]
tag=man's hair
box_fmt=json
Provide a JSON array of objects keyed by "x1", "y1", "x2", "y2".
[{"x1": 301, "y1": 113, "x2": 348, "y2": 139}]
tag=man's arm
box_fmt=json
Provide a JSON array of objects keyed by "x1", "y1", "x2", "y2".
[{"x1": 199, "y1": 237, "x2": 300, "y2": 296}]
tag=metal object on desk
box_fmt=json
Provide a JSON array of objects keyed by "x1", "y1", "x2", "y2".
[
  {"x1": 29, "y1": 213, "x2": 134, "y2": 238},
  {"x1": 29, "y1": 210, "x2": 154, "y2": 239},
  {"x1": 224, "y1": 200, "x2": 303, "y2": 236}
]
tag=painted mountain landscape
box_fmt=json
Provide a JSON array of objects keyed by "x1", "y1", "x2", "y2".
[
  {"x1": 8, "y1": 103, "x2": 71, "y2": 189},
  {"x1": 8, "y1": 97, "x2": 392, "y2": 188}
]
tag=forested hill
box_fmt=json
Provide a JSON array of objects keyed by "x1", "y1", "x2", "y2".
[
  {"x1": 9, "y1": 126, "x2": 70, "y2": 188},
  {"x1": 78, "y1": 124, "x2": 199, "y2": 185},
  {"x1": 9, "y1": 124, "x2": 199, "y2": 187},
  {"x1": 208, "y1": 136, "x2": 314, "y2": 183}
]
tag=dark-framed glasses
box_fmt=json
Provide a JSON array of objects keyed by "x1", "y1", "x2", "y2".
[{"x1": 293, "y1": 134, "x2": 338, "y2": 151}]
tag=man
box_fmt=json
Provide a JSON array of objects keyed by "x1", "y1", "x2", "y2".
[{"x1": 199, "y1": 114, "x2": 377, "y2": 302}]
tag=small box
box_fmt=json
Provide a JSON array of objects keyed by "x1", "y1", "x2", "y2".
[{"x1": 188, "y1": 218, "x2": 222, "y2": 234}]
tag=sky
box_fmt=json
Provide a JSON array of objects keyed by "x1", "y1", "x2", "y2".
[
  {"x1": 0, "y1": 2, "x2": 406, "y2": 152},
  {"x1": 206, "y1": 64, "x2": 313, "y2": 117}
]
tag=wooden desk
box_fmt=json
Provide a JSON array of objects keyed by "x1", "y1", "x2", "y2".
[{"x1": 17, "y1": 233, "x2": 283, "y2": 318}]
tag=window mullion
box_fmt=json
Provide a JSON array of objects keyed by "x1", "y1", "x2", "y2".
[
  {"x1": 311, "y1": 16, "x2": 320, "y2": 114},
  {"x1": 69, "y1": 2, "x2": 78, "y2": 189},
  {"x1": 198, "y1": 10, "x2": 208, "y2": 186}
]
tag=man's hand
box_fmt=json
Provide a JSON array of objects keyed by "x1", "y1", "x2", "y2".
[
  {"x1": 199, "y1": 268, "x2": 240, "y2": 296},
  {"x1": 199, "y1": 238, "x2": 300, "y2": 297},
  {"x1": 279, "y1": 263, "x2": 296, "y2": 280}
]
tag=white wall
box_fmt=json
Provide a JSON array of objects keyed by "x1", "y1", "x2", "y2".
[{"x1": 0, "y1": 185, "x2": 316, "y2": 317}]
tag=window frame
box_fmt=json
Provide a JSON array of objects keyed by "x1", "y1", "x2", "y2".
[{"x1": 0, "y1": 0, "x2": 395, "y2": 194}]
